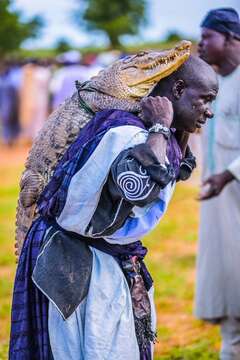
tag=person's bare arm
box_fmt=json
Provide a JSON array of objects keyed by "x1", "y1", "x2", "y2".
[
  {"x1": 140, "y1": 96, "x2": 173, "y2": 164},
  {"x1": 199, "y1": 170, "x2": 234, "y2": 200}
]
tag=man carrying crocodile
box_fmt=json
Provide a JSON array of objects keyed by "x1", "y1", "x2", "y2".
[{"x1": 9, "y1": 41, "x2": 218, "y2": 360}]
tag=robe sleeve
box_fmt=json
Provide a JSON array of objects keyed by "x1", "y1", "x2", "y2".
[
  {"x1": 110, "y1": 143, "x2": 175, "y2": 207},
  {"x1": 177, "y1": 146, "x2": 196, "y2": 181},
  {"x1": 228, "y1": 156, "x2": 240, "y2": 181}
]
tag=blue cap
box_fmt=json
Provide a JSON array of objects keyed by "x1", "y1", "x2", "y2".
[{"x1": 201, "y1": 8, "x2": 240, "y2": 40}]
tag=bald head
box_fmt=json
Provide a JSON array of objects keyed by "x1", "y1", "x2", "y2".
[
  {"x1": 151, "y1": 55, "x2": 218, "y2": 96},
  {"x1": 150, "y1": 55, "x2": 218, "y2": 133}
]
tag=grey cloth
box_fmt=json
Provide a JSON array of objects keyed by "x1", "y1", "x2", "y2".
[
  {"x1": 221, "y1": 318, "x2": 240, "y2": 360},
  {"x1": 32, "y1": 228, "x2": 93, "y2": 319}
]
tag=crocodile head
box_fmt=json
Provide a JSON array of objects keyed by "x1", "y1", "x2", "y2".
[{"x1": 89, "y1": 40, "x2": 191, "y2": 100}]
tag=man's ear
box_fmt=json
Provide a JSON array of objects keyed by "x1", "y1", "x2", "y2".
[
  {"x1": 224, "y1": 34, "x2": 236, "y2": 50},
  {"x1": 172, "y1": 79, "x2": 185, "y2": 99}
]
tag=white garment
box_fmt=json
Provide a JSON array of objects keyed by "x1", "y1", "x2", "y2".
[
  {"x1": 196, "y1": 65, "x2": 240, "y2": 319},
  {"x1": 57, "y1": 125, "x2": 149, "y2": 237},
  {"x1": 48, "y1": 248, "x2": 156, "y2": 360},
  {"x1": 57, "y1": 125, "x2": 174, "y2": 243},
  {"x1": 19, "y1": 64, "x2": 51, "y2": 140},
  {"x1": 105, "y1": 182, "x2": 174, "y2": 244},
  {"x1": 50, "y1": 65, "x2": 101, "y2": 109},
  {"x1": 228, "y1": 156, "x2": 240, "y2": 181},
  {"x1": 221, "y1": 318, "x2": 240, "y2": 360}
]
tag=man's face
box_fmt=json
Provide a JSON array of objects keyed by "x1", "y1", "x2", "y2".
[
  {"x1": 173, "y1": 81, "x2": 218, "y2": 133},
  {"x1": 198, "y1": 28, "x2": 226, "y2": 65}
]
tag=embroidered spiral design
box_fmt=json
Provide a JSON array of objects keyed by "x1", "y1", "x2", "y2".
[{"x1": 117, "y1": 169, "x2": 150, "y2": 200}]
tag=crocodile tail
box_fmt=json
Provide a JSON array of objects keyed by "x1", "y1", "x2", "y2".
[{"x1": 15, "y1": 170, "x2": 45, "y2": 257}]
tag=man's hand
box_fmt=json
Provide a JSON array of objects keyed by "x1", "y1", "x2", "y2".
[
  {"x1": 140, "y1": 96, "x2": 173, "y2": 128},
  {"x1": 198, "y1": 170, "x2": 234, "y2": 200}
]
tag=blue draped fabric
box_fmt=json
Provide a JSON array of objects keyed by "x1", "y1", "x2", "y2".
[
  {"x1": 9, "y1": 218, "x2": 52, "y2": 360},
  {"x1": 9, "y1": 109, "x2": 182, "y2": 359}
]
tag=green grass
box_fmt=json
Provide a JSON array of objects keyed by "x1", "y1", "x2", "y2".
[
  {"x1": 0, "y1": 344, "x2": 8, "y2": 360},
  {"x1": 156, "y1": 340, "x2": 219, "y2": 359},
  {"x1": 0, "y1": 147, "x2": 220, "y2": 359}
]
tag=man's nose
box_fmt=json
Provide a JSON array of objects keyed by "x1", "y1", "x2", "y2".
[{"x1": 205, "y1": 109, "x2": 214, "y2": 118}]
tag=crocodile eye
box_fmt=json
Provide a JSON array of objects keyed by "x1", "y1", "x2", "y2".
[
  {"x1": 138, "y1": 51, "x2": 147, "y2": 56},
  {"x1": 122, "y1": 55, "x2": 132, "y2": 64}
]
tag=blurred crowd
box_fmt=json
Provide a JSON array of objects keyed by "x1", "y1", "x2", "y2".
[{"x1": 0, "y1": 50, "x2": 121, "y2": 146}]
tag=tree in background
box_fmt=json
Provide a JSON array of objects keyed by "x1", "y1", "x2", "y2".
[
  {"x1": 55, "y1": 38, "x2": 72, "y2": 54},
  {"x1": 0, "y1": 0, "x2": 44, "y2": 57},
  {"x1": 74, "y1": 0, "x2": 146, "y2": 48},
  {"x1": 165, "y1": 31, "x2": 182, "y2": 43}
]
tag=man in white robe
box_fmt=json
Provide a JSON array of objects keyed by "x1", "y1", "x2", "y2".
[
  {"x1": 44, "y1": 57, "x2": 218, "y2": 360},
  {"x1": 196, "y1": 8, "x2": 240, "y2": 360}
]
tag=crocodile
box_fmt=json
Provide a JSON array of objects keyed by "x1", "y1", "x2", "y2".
[{"x1": 15, "y1": 40, "x2": 191, "y2": 256}]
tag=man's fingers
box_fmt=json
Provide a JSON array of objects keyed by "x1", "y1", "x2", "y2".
[
  {"x1": 198, "y1": 181, "x2": 218, "y2": 200},
  {"x1": 202, "y1": 178, "x2": 212, "y2": 186},
  {"x1": 198, "y1": 188, "x2": 216, "y2": 200}
]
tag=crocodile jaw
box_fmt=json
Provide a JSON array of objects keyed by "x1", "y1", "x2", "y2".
[
  {"x1": 122, "y1": 40, "x2": 191, "y2": 98},
  {"x1": 88, "y1": 40, "x2": 191, "y2": 101}
]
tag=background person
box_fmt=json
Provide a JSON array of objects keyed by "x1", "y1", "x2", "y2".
[
  {"x1": 19, "y1": 58, "x2": 51, "y2": 142},
  {"x1": 0, "y1": 60, "x2": 23, "y2": 146},
  {"x1": 50, "y1": 50, "x2": 102, "y2": 110},
  {"x1": 196, "y1": 8, "x2": 240, "y2": 360}
]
